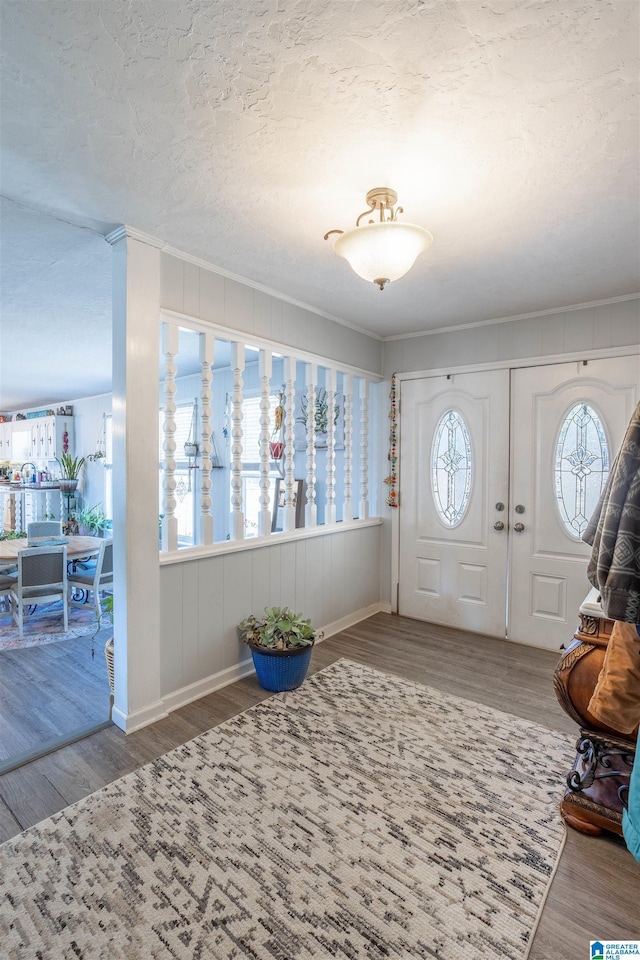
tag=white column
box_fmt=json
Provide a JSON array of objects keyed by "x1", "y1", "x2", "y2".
[
  {"x1": 230, "y1": 342, "x2": 245, "y2": 540},
  {"x1": 342, "y1": 373, "x2": 354, "y2": 522},
  {"x1": 283, "y1": 356, "x2": 296, "y2": 531},
  {"x1": 107, "y1": 226, "x2": 164, "y2": 732},
  {"x1": 305, "y1": 362, "x2": 317, "y2": 527},
  {"x1": 161, "y1": 323, "x2": 179, "y2": 553},
  {"x1": 258, "y1": 348, "x2": 273, "y2": 536},
  {"x1": 359, "y1": 377, "x2": 370, "y2": 520},
  {"x1": 325, "y1": 367, "x2": 337, "y2": 525},
  {"x1": 198, "y1": 332, "x2": 214, "y2": 545}
]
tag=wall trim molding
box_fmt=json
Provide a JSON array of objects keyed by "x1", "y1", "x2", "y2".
[
  {"x1": 383, "y1": 293, "x2": 640, "y2": 342},
  {"x1": 393, "y1": 346, "x2": 640, "y2": 384},
  {"x1": 160, "y1": 308, "x2": 383, "y2": 381},
  {"x1": 162, "y1": 244, "x2": 384, "y2": 342},
  {"x1": 319, "y1": 601, "x2": 390, "y2": 640},
  {"x1": 161, "y1": 660, "x2": 257, "y2": 718},
  {"x1": 103, "y1": 224, "x2": 383, "y2": 342},
  {"x1": 112, "y1": 699, "x2": 169, "y2": 734},
  {"x1": 105, "y1": 225, "x2": 165, "y2": 249},
  {"x1": 159, "y1": 517, "x2": 383, "y2": 566}
]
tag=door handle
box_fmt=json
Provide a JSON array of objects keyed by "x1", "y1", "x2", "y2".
[
  {"x1": 514, "y1": 522, "x2": 525, "y2": 532},
  {"x1": 493, "y1": 521, "x2": 505, "y2": 531}
]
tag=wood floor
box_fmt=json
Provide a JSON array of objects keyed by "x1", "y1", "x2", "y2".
[
  {"x1": 0, "y1": 629, "x2": 111, "y2": 762},
  {"x1": 0, "y1": 612, "x2": 638, "y2": 958}
]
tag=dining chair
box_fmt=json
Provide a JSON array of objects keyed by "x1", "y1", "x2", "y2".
[
  {"x1": 27, "y1": 520, "x2": 63, "y2": 539},
  {"x1": 0, "y1": 571, "x2": 18, "y2": 615},
  {"x1": 68, "y1": 539, "x2": 113, "y2": 622},
  {"x1": 10, "y1": 545, "x2": 68, "y2": 638}
]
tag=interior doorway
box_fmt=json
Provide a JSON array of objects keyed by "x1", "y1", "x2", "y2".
[{"x1": 398, "y1": 354, "x2": 639, "y2": 650}]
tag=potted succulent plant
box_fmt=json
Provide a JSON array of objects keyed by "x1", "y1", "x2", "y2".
[
  {"x1": 76, "y1": 502, "x2": 110, "y2": 537},
  {"x1": 238, "y1": 605, "x2": 320, "y2": 692},
  {"x1": 55, "y1": 452, "x2": 86, "y2": 494}
]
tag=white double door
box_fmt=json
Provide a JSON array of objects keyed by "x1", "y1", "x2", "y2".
[{"x1": 398, "y1": 355, "x2": 639, "y2": 650}]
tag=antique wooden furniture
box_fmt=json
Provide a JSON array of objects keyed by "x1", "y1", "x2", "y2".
[{"x1": 554, "y1": 588, "x2": 637, "y2": 836}]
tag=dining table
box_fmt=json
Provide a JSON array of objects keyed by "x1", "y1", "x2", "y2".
[{"x1": 0, "y1": 535, "x2": 104, "y2": 570}]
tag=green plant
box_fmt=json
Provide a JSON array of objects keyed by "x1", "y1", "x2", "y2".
[
  {"x1": 55, "y1": 452, "x2": 86, "y2": 479},
  {"x1": 238, "y1": 606, "x2": 317, "y2": 650},
  {"x1": 0, "y1": 530, "x2": 27, "y2": 541},
  {"x1": 101, "y1": 593, "x2": 113, "y2": 622},
  {"x1": 297, "y1": 388, "x2": 340, "y2": 435},
  {"x1": 76, "y1": 503, "x2": 109, "y2": 535}
]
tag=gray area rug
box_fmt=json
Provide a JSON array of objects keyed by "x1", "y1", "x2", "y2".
[{"x1": 0, "y1": 659, "x2": 574, "y2": 959}]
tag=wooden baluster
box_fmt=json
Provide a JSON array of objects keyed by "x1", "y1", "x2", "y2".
[
  {"x1": 283, "y1": 356, "x2": 296, "y2": 532},
  {"x1": 258, "y1": 348, "x2": 273, "y2": 536},
  {"x1": 325, "y1": 368, "x2": 337, "y2": 525},
  {"x1": 305, "y1": 362, "x2": 317, "y2": 527},
  {"x1": 343, "y1": 373, "x2": 354, "y2": 522},
  {"x1": 359, "y1": 377, "x2": 370, "y2": 520},
  {"x1": 161, "y1": 324, "x2": 179, "y2": 552},
  {"x1": 230, "y1": 342, "x2": 245, "y2": 540},
  {"x1": 198, "y1": 332, "x2": 214, "y2": 545}
]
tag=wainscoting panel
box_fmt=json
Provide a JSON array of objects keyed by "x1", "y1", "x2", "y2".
[{"x1": 159, "y1": 524, "x2": 382, "y2": 699}]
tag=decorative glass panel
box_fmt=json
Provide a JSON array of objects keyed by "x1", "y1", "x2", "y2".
[
  {"x1": 431, "y1": 410, "x2": 472, "y2": 526},
  {"x1": 555, "y1": 402, "x2": 609, "y2": 539}
]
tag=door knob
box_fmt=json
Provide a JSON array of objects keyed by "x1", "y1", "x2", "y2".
[
  {"x1": 515, "y1": 504, "x2": 525, "y2": 514},
  {"x1": 514, "y1": 522, "x2": 525, "y2": 532},
  {"x1": 495, "y1": 502, "x2": 505, "y2": 512},
  {"x1": 493, "y1": 521, "x2": 505, "y2": 531}
]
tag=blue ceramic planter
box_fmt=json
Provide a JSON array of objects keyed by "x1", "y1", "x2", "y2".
[{"x1": 249, "y1": 644, "x2": 313, "y2": 692}]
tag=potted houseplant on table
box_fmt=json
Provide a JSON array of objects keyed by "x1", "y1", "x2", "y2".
[
  {"x1": 238, "y1": 605, "x2": 320, "y2": 692},
  {"x1": 55, "y1": 452, "x2": 86, "y2": 494},
  {"x1": 76, "y1": 502, "x2": 110, "y2": 537}
]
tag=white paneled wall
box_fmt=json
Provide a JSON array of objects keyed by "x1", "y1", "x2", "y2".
[
  {"x1": 161, "y1": 252, "x2": 383, "y2": 376},
  {"x1": 383, "y1": 298, "x2": 640, "y2": 377},
  {"x1": 159, "y1": 524, "x2": 382, "y2": 701}
]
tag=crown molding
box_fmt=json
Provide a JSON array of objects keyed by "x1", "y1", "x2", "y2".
[
  {"x1": 103, "y1": 224, "x2": 383, "y2": 342},
  {"x1": 161, "y1": 244, "x2": 384, "y2": 341},
  {"x1": 104, "y1": 225, "x2": 165, "y2": 248},
  {"x1": 383, "y1": 293, "x2": 640, "y2": 341}
]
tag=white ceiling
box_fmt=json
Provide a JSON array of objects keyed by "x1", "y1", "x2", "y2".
[{"x1": 1, "y1": 0, "x2": 638, "y2": 408}]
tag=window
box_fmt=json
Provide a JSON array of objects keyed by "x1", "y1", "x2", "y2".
[
  {"x1": 431, "y1": 410, "x2": 472, "y2": 527},
  {"x1": 555, "y1": 402, "x2": 609, "y2": 539}
]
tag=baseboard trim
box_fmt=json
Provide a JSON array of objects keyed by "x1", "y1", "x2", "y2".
[
  {"x1": 319, "y1": 601, "x2": 389, "y2": 640},
  {"x1": 112, "y1": 700, "x2": 168, "y2": 734},
  {"x1": 117, "y1": 602, "x2": 388, "y2": 733},
  {"x1": 161, "y1": 660, "x2": 257, "y2": 717}
]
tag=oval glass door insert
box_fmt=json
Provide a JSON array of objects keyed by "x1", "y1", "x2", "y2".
[
  {"x1": 431, "y1": 410, "x2": 472, "y2": 526},
  {"x1": 555, "y1": 401, "x2": 610, "y2": 539}
]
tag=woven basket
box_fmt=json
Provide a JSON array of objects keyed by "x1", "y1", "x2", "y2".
[
  {"x1": 249, "y1": 643, "x2": 313, "y2": 692},
  {"x1": 104, "y1": 637, "x2": 114, "y2": 693}
]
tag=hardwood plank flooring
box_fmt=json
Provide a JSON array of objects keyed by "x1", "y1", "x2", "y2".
[
  {"x1": 0, "y1": 629, "x2": 111, "y2": 762},
  {"x1": 1, "y1": 612, "x2": 638, "y2": 958}
]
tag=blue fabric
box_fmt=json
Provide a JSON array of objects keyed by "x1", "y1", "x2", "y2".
[{"x1": 623, "y1": 729, "x2": 640, "y2": 863}]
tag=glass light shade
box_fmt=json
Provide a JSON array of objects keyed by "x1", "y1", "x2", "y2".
[{"x1": 333, "y1": 221, "x2": 433, "y2": 285}]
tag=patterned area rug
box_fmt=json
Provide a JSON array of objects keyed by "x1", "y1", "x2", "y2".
[
  {"x1": 0, "y1": 601, "x2": 97, "y2": 651},
  {"x1": 0, "y1": 660, "x2": 573, "y2": 960}
]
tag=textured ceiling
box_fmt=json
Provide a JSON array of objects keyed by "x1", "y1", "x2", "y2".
[{"x1": 1, "y1": 0, "x2": 639, "y2": 407}]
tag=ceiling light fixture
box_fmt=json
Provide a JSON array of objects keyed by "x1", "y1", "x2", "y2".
[{"x1": 324, "y1": 187, "x2": 433, "y2": 291}]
